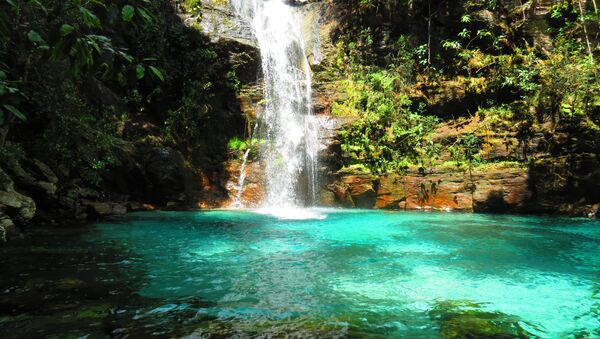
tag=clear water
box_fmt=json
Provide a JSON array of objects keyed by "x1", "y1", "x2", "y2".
[
  {"x1": 1, "y1": 210, "x2": 598, "y2": 338},
  {"x1": 230, "y1": 0, "x2": 319, "y2": 207}
]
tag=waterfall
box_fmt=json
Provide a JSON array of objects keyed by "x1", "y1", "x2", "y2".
[
  {"x1": 231, "y1": 0, "x2": 319, "y2": 208},
  {"x1": 232, "y1": 121, "x2": 259, "y2": 208}
]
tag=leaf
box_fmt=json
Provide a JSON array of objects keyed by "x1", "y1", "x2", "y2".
[
  {"x1": 4, "y1": 0, "x2": 15, "y2": 7},
  {"x1": 149, "y1": 66, "x2": 164, "y2": 81},
  {"x1": 0, "y1": 70, "x2": 5, "y2": 80},
  {"x1": 27, "y1": 30, "x2": 44, "y2": 44},
  {"x1": 88, "y1": 0, "x2": 106, "y2": 7},
  {"x1": 28, "y1": 0, "x2": 47, "y2": 13},
  {"x1": 135, "y1": 64, "x2": 145, "y2": 80},
  {"x1": 137, "y1": 7, "x2": 154, "y2": 24},
  {"x1": 122, "y1": 5, "x2": 135, "y2": 22},
  {"x1": 118, "y1": 51, "x2": 133, "y2": 63},
  {"x1": 60, "y1": 24, "x2": 75, "y2": 36},
  {"x1": 86, "y1": 36, "x2": 101, "y2": 53},
  {"x1": 79, "y1": 7, "x2": 101, "y2": 28},
  {"x1": 0, "y1": 107, "x2": 4, "y2": 125},
  {"x1": 3, "y1": 104, "x2": 26, "y2": 121}
]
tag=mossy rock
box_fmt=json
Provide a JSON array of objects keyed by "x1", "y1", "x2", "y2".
[{"x1": 429, "y1": 300, "x2": 537, "y2": 339}]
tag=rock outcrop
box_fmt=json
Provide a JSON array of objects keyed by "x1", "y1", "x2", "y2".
[
  {"x1": 322, "y1": 159, "x2": 600, "y2": 217},
  {"x1": 0, "y1": 167, "x2": 36, "y2": 242}
]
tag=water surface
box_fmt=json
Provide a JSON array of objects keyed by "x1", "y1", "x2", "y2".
[{"x1": 1, "y1": 210, "x2": 598, "y2": 338}]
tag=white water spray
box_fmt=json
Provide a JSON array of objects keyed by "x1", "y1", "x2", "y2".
[
  {"x1": 232, "y1": 121, "x2": 259, "y2": 208},
  {"x1": 231, "y1": 0, "x2": 319, "y2": 208}
]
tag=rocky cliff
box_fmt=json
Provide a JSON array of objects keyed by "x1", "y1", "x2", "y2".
[
  {"x1": 1, "y1": 0, "x2": 598, "y2": 243},
  {"x1": 220, "y1": 0, "x2": 600, "y2": 217}
]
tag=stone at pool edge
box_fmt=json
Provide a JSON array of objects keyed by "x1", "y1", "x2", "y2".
[
  {"x1": 83, "y1": 201, "x2": 157, "y2": 218},
  {"x1": 0, "y1": 167, "x2": 36, "y2": 242}
]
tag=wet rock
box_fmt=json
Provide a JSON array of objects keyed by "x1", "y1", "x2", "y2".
[
  {"x1": 196, "y1": 0, "x2": 257, "y2": 48},
  {"x1": 128, "y1": 201, "x2": 156, "y2": 212},
  {"x1": 400, "y1": 170, "x2": 473, "y2": 211},
  {"x1": 0, "y1": 215, "x2": 22, "y2": 242},
  {"x1": 2, "y1": 158, "x2": 57, "y2": 196},
  {"x1": 376, "y1": 175, "x2": 407, "y2": 209},
  {"x1": 430, "y1": 300, "x2": 536, "y2": 338},
  {"x1": 106, "y1": 144, "x2": 204, "y2": 207},
  {"x1": 319, "y1": 188, "x2": 337, "y2": 206},
  {"x1": 84, "y1": 202, "x2": 127, "y2": 218},
  {"x1": 182, "y1": 1, "x2": 260, "y2": 85},
  {"x1": 0, "y1": 167, "x2": 36, "y2": 226},
  {"x1": 471, "y1": 167, "x2": 531, "y2": 213},
  {"x1": 325, "y1": 165, "x2": 536, "y2": 213},
  {"x1": 222, "y1": 159, "x2": 265, "y2": 208},
  {"x1": 342, "y1": 175, "x2": 378, "y2": 208}
]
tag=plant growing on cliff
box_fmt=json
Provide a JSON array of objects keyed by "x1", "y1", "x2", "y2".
[
  {"x1": 449, "y1": 133, "x2": 483, "y2": 175},
  {"x1": 336, "y1": 74, "x2": 439, "y2": 174}
]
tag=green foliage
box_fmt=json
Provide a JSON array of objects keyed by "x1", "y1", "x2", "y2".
[
  {"x1": 0, "y1": 0, "x2": 238, "y2": 186},
  {"x1": 449, "y1": 133, "x2": 483, "y2": 169},
  {"x1": 0, "y1": 141, "x2": 24, "y2": 163},
  {"x1": 335, "y1": 68, "x2": 439, "y2": 174},
  {"x1": 227, "y1": 137, "x2": 248, "y2": 152},
  {"x1": 0, "y1": 0, "x2": 249, "y2": 188},
  {"x1": 182, "y1": 0, "x2": 203, "y2": 13},
  {"x1": 122, "y1": 5, "x2": 135, "y2": 22}
]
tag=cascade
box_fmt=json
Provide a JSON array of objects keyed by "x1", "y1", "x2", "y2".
[
  {"x1": 232, "y1": 122, "x2": 259, "y2": 208},
  {"x1": 231, "y1": 0, "x2": 319, "y2": 208}
]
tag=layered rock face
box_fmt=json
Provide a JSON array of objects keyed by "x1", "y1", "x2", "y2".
[
  {"x1": 321, "y1": 152, "x2": 600, "y2": 217},
  {"x1": 324, "y1": 167, "x2": 531, "y2": 212}
]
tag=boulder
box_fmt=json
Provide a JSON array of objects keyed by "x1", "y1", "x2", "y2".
[
  {"x1": 195, "y1": 0, "x2": 257, "y2": 48},
  {"x1": 84, "y1": 202, "x2": 128, "y2": 218},
  {"x1": 140, "y1": 146, "x2": 188, "y2": 204},
  {"x1": 0, "y1": 214, "x2": 22, "y2": 242},
  {"x1": 376, "y1": 174, "x2": 407, "y2": 209},
  {"x1": 182, "y1": 0, "x2": 260, "y2": 85},
  {"x1": 106, "y1": 143, "x2": 203, "y2": 207},
  {"x1": 0, "y1": 167, "x2": 35, "y2": 242},
  {"x1": 341, "y1": 175, "x2": 378, "y2": 208},
  {"x1": 2, "y1": 158, "x2": 57, "y2": 196}
]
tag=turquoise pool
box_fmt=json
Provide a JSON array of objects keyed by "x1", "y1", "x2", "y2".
[{"x1": 1, "y1": 209, "x2": 598, "y2": 338}]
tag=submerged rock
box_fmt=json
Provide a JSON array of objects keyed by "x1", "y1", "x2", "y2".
[{"x1": 429, "y1": 300, "x2": 536, "y2": 339}]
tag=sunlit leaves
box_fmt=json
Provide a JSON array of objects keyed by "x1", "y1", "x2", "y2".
[
  {"x1": 149, "y1": 66, "x2": 164, "y2": 81},
  {"x1": 79, "y1": 7, "x2": 101, "y2": 28},
  {"x1": 122, "y1": 5, "x2": 135, "y2": 22},
  {"x1": 136, "y1": 7, "x2": 154, "y2": 24},
  {"x1": 2, "y1": 104, "x2": 25, "y2": 121},
  {"x1": 135, "y1": 64, "x2": 145, "y2": 79},
  {"x1": 27, "y1": 30, "x2": 44, "y2": 44},
  {"x1": 60, "y1": 24, "x2": 75, "y2": 37}
]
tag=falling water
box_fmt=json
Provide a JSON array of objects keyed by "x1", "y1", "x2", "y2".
[
  {"x1": 231, "y1": 148, "x2": 252, "y2": 208},
  {"x1": 231, "y1": 0, "x2": 319, "y2": 208},
  {"x1": 232, "y1": 121, "x2": 259, "y2": 208}
]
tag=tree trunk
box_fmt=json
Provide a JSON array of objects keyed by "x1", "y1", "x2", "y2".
[
  {"x1": 427, "y1": 0, "x2": 432, "y2": 65},
  {"x1": 578, "y1": 0, "x2": 594, "y2": 61}
]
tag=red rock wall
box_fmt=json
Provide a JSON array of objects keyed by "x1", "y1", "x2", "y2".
[{"x1": 325, "y1": 166, "x2": 533, "y2": 213}]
